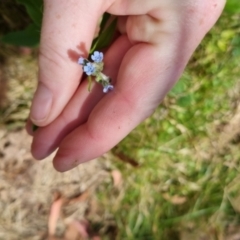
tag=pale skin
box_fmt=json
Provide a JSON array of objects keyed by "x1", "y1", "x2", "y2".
[{"x1": 27, "y1": 0, "x2": 226, "y2": 172}]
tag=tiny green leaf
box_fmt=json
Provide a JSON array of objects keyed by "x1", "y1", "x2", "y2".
[
  {"x1": 99, "y1": 13, "x2": 112, "y2": 36},
  {"x1": 90, "y1": 16, "x2": 117, "y2": 53},
  {"x1": 91, "y1": 13, "x2": 111, "y2": 50}
]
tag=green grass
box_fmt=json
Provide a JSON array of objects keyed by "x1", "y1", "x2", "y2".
[{"x1": 97, "y1": 10, "x2": 240, "y2": 240}]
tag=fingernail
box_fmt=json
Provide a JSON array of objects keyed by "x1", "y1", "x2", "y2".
[{"x1": 30, "y1": 83, "x2": 52, "y2": 123}]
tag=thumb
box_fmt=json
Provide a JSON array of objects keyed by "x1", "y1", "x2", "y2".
[{"x1": 30, "y1": 0, "x2": 107, "y2": 126}]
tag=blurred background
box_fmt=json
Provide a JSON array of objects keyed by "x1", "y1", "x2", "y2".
[{"x1": 0, "y1": 0, "x2": 240, "y2": 239}]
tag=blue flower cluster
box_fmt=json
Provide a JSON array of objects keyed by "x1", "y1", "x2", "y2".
[{"x1": 78, "y1": 51, "x2": 114, "y2": 93}]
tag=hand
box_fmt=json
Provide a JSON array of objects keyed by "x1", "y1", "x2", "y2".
[{"x1": 27, "y1": 0, "x2": 225, "y2": 171}]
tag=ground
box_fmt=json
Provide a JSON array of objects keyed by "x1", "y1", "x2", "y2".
[{"x1": 0, "y1": 52, "x2": 117, "y2": 240}]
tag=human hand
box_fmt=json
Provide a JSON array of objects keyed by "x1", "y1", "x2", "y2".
[{"x1": 27, "y1": 0, "x2": 225, "y2": 171}]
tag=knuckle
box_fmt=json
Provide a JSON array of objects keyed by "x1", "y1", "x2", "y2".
[
  {"x1": 126, "y1": 15, "x2": 161, "y2": 44},
  {"x1": 38, "y1": 44, "x2": 69, "y2": 74}
]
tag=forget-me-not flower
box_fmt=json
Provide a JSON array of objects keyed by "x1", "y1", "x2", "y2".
[
  {"x1": 78, "y1": 57, "x2": 85, "y2": 65},
  {"x1": 103, "y1": 84, "x2": 114, "y2": 93},
  {"x1": 83, "y1": 63, "x2": 95, "y2": 76},
  {"x1": 91, "y1": 51, "x2": 104, "y2": 63}
]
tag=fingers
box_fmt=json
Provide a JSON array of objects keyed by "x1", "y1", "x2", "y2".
[
  {"x1": 30, "y1": 0, "x2": 225, "y2": 172},
  {"x1": 52, "y1": 42, "x2": 185, "y2": 172},
  {"x1": 109, "y1": 0, "x2": 226, "y2": 45},
  {"x1": 30, "y1": 0, "x2": 107, "y2": 126},
  {"x1": 31, "y1": 35, "x2": 132, "y2": 160},
  {"x1": 52, "y1": 0, "x2": 225, "y2": 172},
  {"x1": 29, "y1": 0, "x2": 224, "y2": 126},
  {"x1": 108, "y1": 0, "x2": 225, "y2": 17}
]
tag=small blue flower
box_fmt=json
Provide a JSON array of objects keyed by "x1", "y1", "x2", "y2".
[
  {"x1": 91, "y1": 51, "x2": 104, "y2": 63},
  {"x1": 78, "y1": 57, "x2": 85, "y2": 65},
  {"x1": 83, "y1": 63, "x2": 95, "y2": 76},
  {"x1": 103, "y1": 84, "x2": 114, "y2": 93}
]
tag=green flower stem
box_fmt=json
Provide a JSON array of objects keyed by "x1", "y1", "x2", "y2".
[{"x1": 88, "y1": 76, "x2": 92, "y2": 92}]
